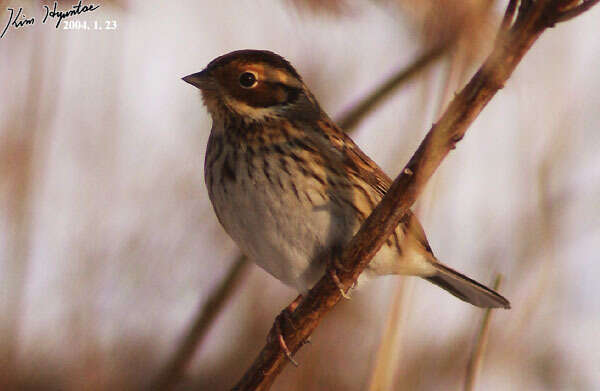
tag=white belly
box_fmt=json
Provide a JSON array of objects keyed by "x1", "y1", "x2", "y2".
[
  {"x1": 209, "y1": 163, "x2": 349, "y2": 291},
  {"x1": 206, "y1": 140, "x2": 434, "y2": 292}
]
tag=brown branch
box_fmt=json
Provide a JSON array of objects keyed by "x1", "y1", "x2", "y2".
[
  {"x1": 150, "y1": 38, "x2": 452, "y2": 390},
  {"x1": 464, "y1": 275, "x2": 503, "y2": 391},
  {"x1": 231, "y1": 1, "x2": 597, "y2": 390}
]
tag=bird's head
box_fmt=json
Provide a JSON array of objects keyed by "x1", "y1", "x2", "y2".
[{"x1": 183, "y1": 50, "x2": 321, "y2": 124}]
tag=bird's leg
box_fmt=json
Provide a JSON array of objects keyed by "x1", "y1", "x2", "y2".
[
  {"x1": 268, "y1": 294, "x2": 303, "y2": 366},
  {"x1": 326, "y1": 246, "x2": 352, "y2": 299}
]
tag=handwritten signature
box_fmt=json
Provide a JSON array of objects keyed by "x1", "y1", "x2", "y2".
[{"x1": 1, "y1": 0, "x2": 100, "y2": 39}]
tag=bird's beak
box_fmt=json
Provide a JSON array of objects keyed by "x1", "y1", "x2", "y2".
[{"x1": 182, "y1": 69, "x2": 210, "y2": 90}]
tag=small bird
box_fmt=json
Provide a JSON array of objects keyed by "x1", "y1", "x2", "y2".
[{"x1": 183, "y1": 49, "x2": 510, "y2": 309}]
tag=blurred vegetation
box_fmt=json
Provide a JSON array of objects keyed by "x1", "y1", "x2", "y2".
[{"x1": 0, "y1": 1, "x2": 599, "y2": 390}]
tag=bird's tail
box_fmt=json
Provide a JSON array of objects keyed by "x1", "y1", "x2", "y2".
[{"x1": 424, "y1": 262, "x2": 510, "y2": 309}]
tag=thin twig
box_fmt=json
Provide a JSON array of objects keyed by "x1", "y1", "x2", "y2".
[
  {"x1": 337, "y1": 41, "x2": 452, "y2": 130},
  {"x1": 150, "y1": 256, "x2": 250, "y2": 390},
  {"x1": 151, "y1": 39, "x2": 451, "y2": 391},
  {"x1": 553, "y1": 0, "x2": 600, "y2": 23},
  {"x1": 231, "y1": 1, "x2": 597, "y2": 390},
  {"x1": 366, "y1": 282, "x2": 409, "y2": 391},
  {"x1": 499, "y1": 0, "x2": 520, "y2": 32},
  {"x1": 464, "y1": 275, "x2": 503, "y2": 391}
]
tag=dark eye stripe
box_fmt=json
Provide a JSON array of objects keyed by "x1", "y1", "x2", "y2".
[
  {"x1": 235, "y1": 80, "x2": 303, "y2": 108},
  {"x1": 284, "y1": 86, "x2": 301, "y2": 105},
  {"x1": 270, "y1": 82, "x2": 301, "y2": 106}
]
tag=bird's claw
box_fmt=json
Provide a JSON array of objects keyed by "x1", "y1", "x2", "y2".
[
  {"x1": 276, "y1": 319, "x2": 299, "y2": 367},
  {"x1": 268, "y1": 299, "x2": 303, "y2": 367},
  {"x1": 328, "y1": 265, "x2": 352, "y2": 299}
]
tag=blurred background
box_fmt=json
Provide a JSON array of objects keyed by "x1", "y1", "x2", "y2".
[{"x1": 1, "y1": 0, "x2": 599, "y2": 390}]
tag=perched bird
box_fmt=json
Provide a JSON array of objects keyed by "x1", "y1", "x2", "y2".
[{"x1": 183, "y1": 49, "x2": 510, "y2": 309}]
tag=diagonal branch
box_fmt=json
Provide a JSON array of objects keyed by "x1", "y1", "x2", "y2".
[{"x1": 231, "y1": 1, "x2": 598, "y2": 390}]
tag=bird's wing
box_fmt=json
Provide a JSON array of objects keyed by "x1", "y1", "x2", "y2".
[{"x1": 316, "y1": 119, "x2": 433, "y2": 254}]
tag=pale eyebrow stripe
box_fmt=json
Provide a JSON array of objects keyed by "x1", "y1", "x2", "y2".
[
  {"x1": 262, "y1": 67, "x2": 303, "y2": 89},
  {"x1": 241, "y1": 62, "x2": 302, "y2": 88}
]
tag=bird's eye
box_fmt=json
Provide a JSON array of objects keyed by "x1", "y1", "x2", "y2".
[{"x1": 239, "y1": 71, "x2": 257, "y2": 88}]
